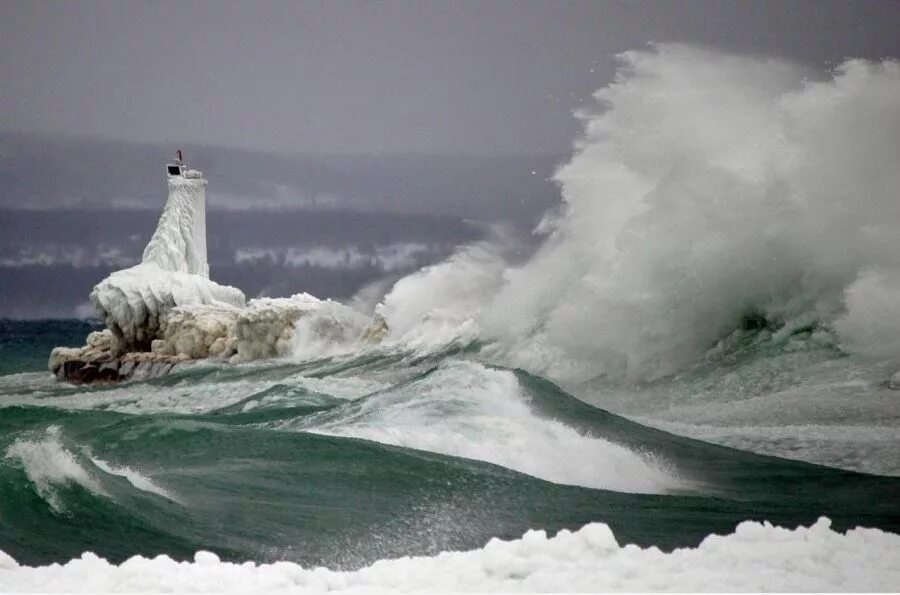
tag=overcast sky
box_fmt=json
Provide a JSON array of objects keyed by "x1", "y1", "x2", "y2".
[{"x1": 2, "y1": 0, "x2": 898, "y2": 156}]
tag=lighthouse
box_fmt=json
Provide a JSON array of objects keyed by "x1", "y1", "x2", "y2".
[
  {"x1": 55, "y1": 150, "x2": 245, "y2": 374},
  {"x1": 141, "y1": 150, "x2": 210, "y2": 277}
]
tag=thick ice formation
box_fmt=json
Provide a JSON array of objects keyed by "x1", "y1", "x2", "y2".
[
  {"x1": 0, "y1": 518, "x2": 896, "y2": 592},
  {"x1": 154, "y1": 302, "x2": 241, "y2": 360},
  {"x1": 141, "y1": 170, "x2": 210, "y2": 277},
  {"x1": 88, "y1": 167, "x2": 245, "y2": 352},
  {"x1": 142, "y1": 293, "x2": 372, "y2": 363},
  {"x1": 48, "y1": 329, "x2": 119, "y2": 378},
  {"x1": 91, "y1": 264, "x2": 245, "y2": 353}
]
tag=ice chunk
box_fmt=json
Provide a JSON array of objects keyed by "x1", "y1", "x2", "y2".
[{"x1": 0, "y1": 518, "x2": 897, "y2": 591}]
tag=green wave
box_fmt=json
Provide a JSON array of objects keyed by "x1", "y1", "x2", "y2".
[{"x1": 0, "y1": 322, "x2": 897, "y2": 569}]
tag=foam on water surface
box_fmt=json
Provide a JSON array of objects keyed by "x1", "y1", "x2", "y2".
[{"x1": 300, "y1": 361, "x2": 680, "y2": 493}]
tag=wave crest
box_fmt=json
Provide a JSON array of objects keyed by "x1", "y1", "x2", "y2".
[
  {"x1": 4, "y1": 426, "x2": 106, "y2": 512},
  {"x1": 380, "y1": 44, "x2": 900, "y2": 383}
]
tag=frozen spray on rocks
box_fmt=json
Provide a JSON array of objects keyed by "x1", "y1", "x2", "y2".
[{"x1": 49, "y1": 152, "x2": 375, "y2": 383}]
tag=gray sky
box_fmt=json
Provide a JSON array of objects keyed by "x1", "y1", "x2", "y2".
[{"x1": 1, "y1": 0, "x2": 899, "y2": 156}]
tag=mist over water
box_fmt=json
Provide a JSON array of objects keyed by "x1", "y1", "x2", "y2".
[{"x1": 380, "y1": 44, "x2": 900, "y2": 383}]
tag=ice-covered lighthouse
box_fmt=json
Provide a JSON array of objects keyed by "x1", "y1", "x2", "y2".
[
  {"x1": 85, "y1": 150, "x2": 245, "y2": 352},
  {"x1": 51, "y1": 150, "x2": 371, "y2": 382},
  {"x1": 141, "y1": 150, "x2": 210, "y2": 278}
]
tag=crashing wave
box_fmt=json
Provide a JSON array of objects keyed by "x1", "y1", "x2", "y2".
[
  {"x1": 305, "y1": 360, "x2": 679, "y2": 493},
  {"x1": 374, "y1": 45, "x2": 900, "y2": 383}
]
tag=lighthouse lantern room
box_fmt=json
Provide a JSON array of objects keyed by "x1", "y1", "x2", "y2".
[{"x1": 166, "y1": 150, "x2": 185, "y2": 176}]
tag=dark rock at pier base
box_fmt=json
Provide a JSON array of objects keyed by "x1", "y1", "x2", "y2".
[
  {"x1": 54, "y1": 353, "x2": 186, "y2": 384},
  {"x1": 49, "y1": 329, "x2": 189, "y2": 384}
]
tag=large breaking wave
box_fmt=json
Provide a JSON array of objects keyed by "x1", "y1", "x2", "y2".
[{"x1": 379, "y1": 44, "x2": 900, "y2": 383}]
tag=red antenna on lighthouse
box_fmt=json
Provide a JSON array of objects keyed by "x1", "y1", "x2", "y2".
[{"x1": 176, "y1": 149, "x2": 183, "y2": 163}]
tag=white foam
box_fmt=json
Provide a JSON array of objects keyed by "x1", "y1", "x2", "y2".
[
  {"x1": 289, "y1": 299, "x2": 372, "y2": 361},
  {"x1": 229, "y1": 293, "x2": 369, "y2": 363},
  {"x1": 377, "y1": 239, "x2": 508, "y2": 342},
  {"x1": 489, "y1": 47, "x2": 900, "y2": 382},
  {"x1": 835, "y1": 269, "x2": 900, "y2": 358},
  {"x1": 375, "y1": 45, "x2": 900, "y2": 384},
  {"x1": 0, "y1": 356, "x2": 390, "y2": 415},
  {"x1": 0, "y1": 518, "x2": 896, "y2": 592},
  {"x1": 304, "y1": 361, "x2": 679, "y2": 493},
  {"x1": 89, "y1": 457, "x2": 178, "y2": 502},
  {"x1": 3, "y1": 426, "x2": 106, "y2": 512},
  {"x1": 1, "y1": 362, "x2": 276, "y2": 415}
]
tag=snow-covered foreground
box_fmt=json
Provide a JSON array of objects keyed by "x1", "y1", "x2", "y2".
[{"x1": 1, "y1": 518, "x2": 897, "y2": 592}]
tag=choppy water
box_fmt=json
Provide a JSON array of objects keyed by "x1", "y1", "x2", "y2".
[{"x1": 0, "y1": 320, "x2": 897, "y2": 570}]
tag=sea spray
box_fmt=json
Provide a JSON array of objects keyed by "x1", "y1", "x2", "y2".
[
  {"x1": 378, "y1": 44, "x2": 900, "y2": 383},
  {"x1": 4, "y1": 426, "x2": 107, "y2": 512}
]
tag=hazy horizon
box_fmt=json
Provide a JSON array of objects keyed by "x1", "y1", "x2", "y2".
[
  {"x1": 2, "y1": 0, "x2": 899, "y2": 317},
  {"x1": 3, "y1": 1, "x2": 898, "y2": 157}
]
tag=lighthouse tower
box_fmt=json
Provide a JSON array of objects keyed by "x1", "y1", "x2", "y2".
[{"x1": 141, "y1": 150, "x2": 210, "y2": 278}]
